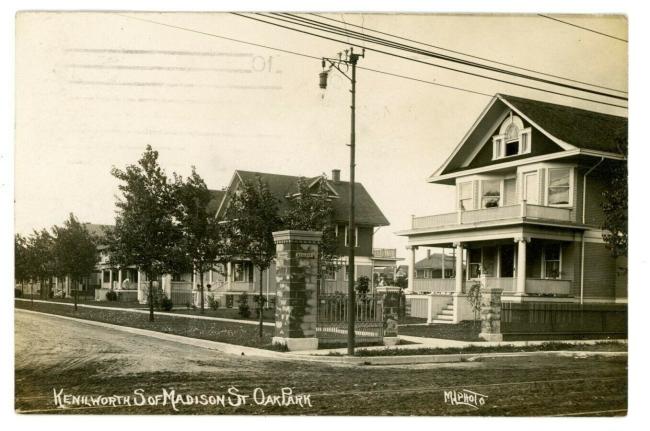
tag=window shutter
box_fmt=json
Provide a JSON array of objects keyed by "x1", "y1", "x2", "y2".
[
  {"x1": 520, "y1": 128, "x2": 532, "y2": 154},
  {"x1": 492, "y1": 135, "x2": 504, "y2": 159}
]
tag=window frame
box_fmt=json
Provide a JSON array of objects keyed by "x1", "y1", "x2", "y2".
[
  {"x1": 480, "y1": 178, "x2": 502, "y2": 208},
  {"x1": 458, "y1": 181, "x2": 474, "y2": 211},
  {"x1": 545, "y1": 167, "x2": 574, "y2": 207},
  {"x1": 491, "y1": 114, "x2": 532, "y2": 161},
  {"x1": 542, "y1": 244, "x2": 562, "y2": 280},
  {"x1": 344, "y1": 225, "x2": 359, "y2": 247}
]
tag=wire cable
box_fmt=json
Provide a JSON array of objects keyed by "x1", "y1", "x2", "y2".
[
  {"x1": 232, "y1": 13, "x2": 627, "y2": 108},
  {"x1": 309, "y1": 12, "x2": 628, "y2": 94},
  {"x1": 538, "y1": 14, "x2": 628, "y2": 43},
  {"x1": 270, "y1": 12, "x2": 626, "y2": 99},
  {"x1": 112, "y1": 13, "x2": 626, "y2": 109}
]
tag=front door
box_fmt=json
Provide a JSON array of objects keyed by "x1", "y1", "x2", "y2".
[{"x1": 523, "y1": 171, "x2": 539, "y2": 205}]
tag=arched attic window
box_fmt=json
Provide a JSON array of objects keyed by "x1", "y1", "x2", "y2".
[{"x1": 492, "y1": 113, "x2": 532, "y2": 160}]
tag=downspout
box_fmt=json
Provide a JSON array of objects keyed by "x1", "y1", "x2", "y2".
[{"x1": 580, "y1": 157, "x2": 605, "y2": 304}]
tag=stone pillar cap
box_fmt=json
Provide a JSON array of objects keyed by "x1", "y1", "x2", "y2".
[{"x1": 272, "y1": 230, "x2": 323, "y2": 243}]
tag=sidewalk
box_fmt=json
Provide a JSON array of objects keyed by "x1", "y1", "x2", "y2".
[
  {"x1": 15, "y1": 308, "x2": 627, "y2": 367},
  {"x1": 14, "y1": 298, "x2": 275, "y2": 327}
]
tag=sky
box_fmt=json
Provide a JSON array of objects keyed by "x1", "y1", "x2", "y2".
[{"x1": 14, "y1": 12, "x2": 628, "y2": 260}]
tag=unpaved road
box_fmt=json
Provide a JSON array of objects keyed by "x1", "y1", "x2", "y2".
[{"x1": 15, "y1": 309, "x2": 628, "y2": 415}]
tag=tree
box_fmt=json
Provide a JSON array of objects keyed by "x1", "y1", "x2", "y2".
[
  {"x1": 283, "y1": 176, "x2": 338, "y2": 265},
  {"x1": 27, "y1": 229, "x2": 56, "y2": 300},
  {"x1": 52, "y1": 214, "x2": 98, "y2": 311},
  {"x1": 601, "y1": 133, "x2": 627, "y2": 258},
  {"x1": 108, "y1": 145, "x2": 186, "y2": 321},
  {"x1": 225, "y1": 175, "x2": 281, "y2": 337},
  {"x1": 14, "y1": 234, "x2": 29, "y2": 295},
  {"x1": 173, "y1": 167, "x2": 229, "y2": 314}
]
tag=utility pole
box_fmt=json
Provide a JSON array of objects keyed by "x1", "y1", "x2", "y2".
[{"x1": 319, "y1": 47, "x2": 364, "y2": 355}]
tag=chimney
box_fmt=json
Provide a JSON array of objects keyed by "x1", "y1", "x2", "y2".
[
  {"x1": 331, "y1": 169, "x2": 341, "y2": 183},
  {"x1": 427, "y1": 249, "x2": 431, "y2": 259}
]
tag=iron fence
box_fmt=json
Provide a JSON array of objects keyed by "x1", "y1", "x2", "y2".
[{"x1": 316, "y1": 294, "x2": 384, "y2": 344}]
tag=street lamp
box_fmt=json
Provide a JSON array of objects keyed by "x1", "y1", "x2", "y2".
[{"x1": 319, "y1": 47, "x2": 364, "y2": 356}]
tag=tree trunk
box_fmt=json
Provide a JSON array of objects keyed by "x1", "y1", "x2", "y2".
[
  {"x1": 73, "y1": 278, "x2": 78, "y2": 311},
  {"x1": 148, "y1": 273, "x2": 154, "y2": 322},
  {"x1": 259, "y1": 268, "x2": 264, "y2": 338},
  {"x1": 199, "y1": 269, "x2": 205, "y2": 315}
]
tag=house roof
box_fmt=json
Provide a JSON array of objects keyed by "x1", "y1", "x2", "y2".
[
  {"x1": 431, "y1": 94, "x2": 627, "y2": 180},
  {"x1": 224, "y1": 170, "x2": 390, "y2": 226},
  {"x1": 82, "y1": 223, "x2": 113, "y2": 238},
  {"x1": 207, "y1": 189, "x2": 226, "y2": 216},
  {"x1": 500, "y1": 94, "x2": 627, "y2": 154},
  {"x1": 415, "y1": 253, "x2": 457, "y2": 270}
]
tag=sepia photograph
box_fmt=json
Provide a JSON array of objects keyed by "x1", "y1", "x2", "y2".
[{"x1": 5, "y1": 2, "x2": 636, "y2": 423}]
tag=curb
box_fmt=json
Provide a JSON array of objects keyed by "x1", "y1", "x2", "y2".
[
  {"x1": 15, "y1": 298, "x2": 274, "y2": 327},
  {"x1": 16, "y1": 308, "x2": 627, "y2": 367}
]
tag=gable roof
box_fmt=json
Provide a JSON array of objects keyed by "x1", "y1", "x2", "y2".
[
  {"x1": 220, "y1": 170, "x2": 389, "y2": 226},
  {"x1": 415, "y1": 253, "x2": 457, "y2": 270},
  {"x1": 431, "y1": 94, "x2": 627, "y2": 181}
]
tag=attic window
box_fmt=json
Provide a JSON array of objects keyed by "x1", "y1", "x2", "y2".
[{"x1": 492, "y1": 114, "x2": 532, "y2": 160}]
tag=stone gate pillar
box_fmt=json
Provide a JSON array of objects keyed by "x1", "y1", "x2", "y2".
[
  {"x1": 479, "y1": 287, "x2": 504, "y2": 342},
  {"x1": 272, "y1": 230, "x2": 322, "y2": 351}
]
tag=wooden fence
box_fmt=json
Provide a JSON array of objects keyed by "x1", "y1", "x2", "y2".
[
  {"x1": 316, "y1": 294, "x2": 384, "y2": 345},
  {"x1": 501, "y1": 302, "x2": 627, "y2": 338}
]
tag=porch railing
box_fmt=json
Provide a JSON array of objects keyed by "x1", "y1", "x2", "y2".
[
  {"x1": 411, "y1": 202, "x2": 574, "y2": 230},
  {"x1": 412, "y1": 278, "x2": 456, "y2": 293}
]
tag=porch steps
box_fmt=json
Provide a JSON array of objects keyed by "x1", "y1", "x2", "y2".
[{"x1": 431, "y1": 303, "x2": 456, "y2": 324}]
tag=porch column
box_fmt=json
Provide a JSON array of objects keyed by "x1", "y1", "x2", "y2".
[
  {"x1": 406, "y1": 245, "x2": 417, "y2": 293},
  {"x1": 117, "y1": 268, "x2": 123, "y2": 290},
  {"x1": 108, "y1": 270, "x2": 113, "y2": 290},
  {"x1": 441, "y1": 247, "x2": 446, "y2": 279},
  {"x1": 515, "y1": 236, "x2": 529, "y2": 295},
  {"x1": 454, "y1": 242, "x2": 463, "y2": 294}
]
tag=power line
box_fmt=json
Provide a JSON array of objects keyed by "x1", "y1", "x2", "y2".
[
  {"x1": 233, "y1": 13, "x2": 627, "y2": 108},
  {"x1": 113, "y1": 13, "x2": 626, "y2": 109},
  {"x1": 270, "y1": 12, "x2": 626, "y2": 100},
  {"x1": 538, "y1": 14, "x2": 628, "y2": 43},
  {"x1": 111, "y1": 13, "x2": 494, "y2": 99},
  {"x1": 309, "y1": 12, "x2": 627, "y2": 94}
]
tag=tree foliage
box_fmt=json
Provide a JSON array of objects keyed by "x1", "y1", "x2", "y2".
[
  {"x1": 225, "y1": 175, "x2": 281, "y2": 336},
  {"x1": 283, "y1": 176, "x2": 338, "y2": 265},
  {"x1": 601, "y1": 133, "x2": 627, "y2": 257},
  {"x1": 173, "y1": 167, "x2": 229, "y2": 313},
  {"x1": 52, "y1": 214, "x2": 99, "y2": 308},
  {"x1": 108, "y1": 145, "x2": 186, "y2": 320}
]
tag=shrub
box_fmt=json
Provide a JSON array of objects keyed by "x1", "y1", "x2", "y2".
[
  {"x1": 106, "y1": 290, "x2": 118, "y2": 301},
  {"x1": 15, "y1": 288, "x2": 22, "y2": 298},
  {"x1": 160, "y1": 295, "x2": 173, "y2": 311},
  {"x1": 356, "y1": 276, "x2": 370, "y2": 298},
  {"x1": 238, "y1": 292, "x2": 251, "y2": 318},
  {"x1": 207, "y1": 295, "x2": 220, "y2": 311},
  {"x1": 254, "y1": 295, "x2": 267, "y2": 318}
]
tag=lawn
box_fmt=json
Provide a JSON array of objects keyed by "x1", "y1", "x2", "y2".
[
  {"x1": 348, "y1": 341, "x2": 628, "y2": 357},
  {"x1": 399, "y1": 320, "x2": 482, "y2": 341},
  {"x1": 15, "y1": 300, "x2": 274, "y2": 348}
]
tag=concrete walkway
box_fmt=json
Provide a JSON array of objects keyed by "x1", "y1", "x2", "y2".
[{"x1": 14, "y1": 298, "x2": 275, "y2": 327}]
